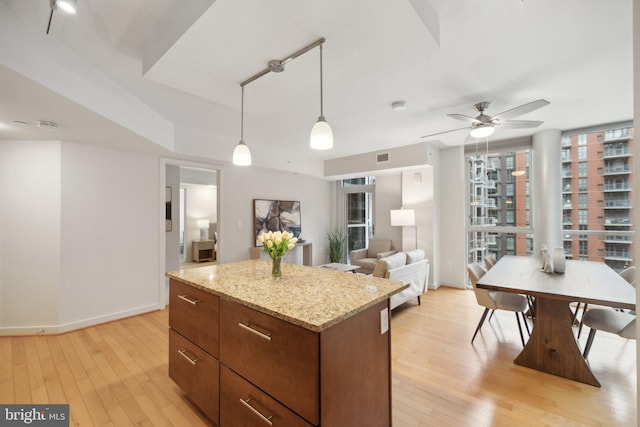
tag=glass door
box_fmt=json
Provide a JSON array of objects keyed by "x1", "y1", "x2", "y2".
[{"x1": 346, "y1": 190, "x2": 373, "y2": 261}]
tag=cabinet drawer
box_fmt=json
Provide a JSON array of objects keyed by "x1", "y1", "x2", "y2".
[
  {"x1": 219, "y1": 299, "x2": 319, "y2": 425},
  {"x1": 220, "y1": 366, "x2": 313, "y2": 427},
  {"x1": 169, "y1": 329, "x2": 219, "y2": 424},
  {"x1": 169, "y1": 279, "x2": 219, "y2": 357},
  {"x1": 193, "y1": 240, "x2": 214, "y2": 250}
]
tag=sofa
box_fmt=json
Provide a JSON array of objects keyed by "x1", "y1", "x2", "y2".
[
  {"x1": 372, "y1": 249, "x2": 430, "y2": 310},
  {"x1": 349, "y1": 238, "x2": 397, "y2": 275}
]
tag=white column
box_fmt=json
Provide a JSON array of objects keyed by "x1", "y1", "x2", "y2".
[{"x1": 532, "y1": 129, "x2": 563, "y2": 256}]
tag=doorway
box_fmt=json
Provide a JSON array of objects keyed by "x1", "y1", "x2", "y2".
[{"x1": 161, "y1": 160, "x2": 219, "y2": 306}]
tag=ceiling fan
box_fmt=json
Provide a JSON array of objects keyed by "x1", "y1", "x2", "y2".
[{"x1": 422, "y1": 99, "x2": 550, "y2": 139}]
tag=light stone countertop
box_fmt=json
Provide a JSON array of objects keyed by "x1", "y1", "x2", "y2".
[{"x1": 166, "y1": 259, "x2": 408, "y2": 332}]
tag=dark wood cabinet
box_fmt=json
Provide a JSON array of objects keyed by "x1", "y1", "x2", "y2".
[
  {"x1": 220, "y1": 365, "x2": 313, "y2": 427},
  {"x1": 168, "y1": 278, "x2": 392, "y2": 426},
  {"x1": 219, "y1": 299, "x2": 319, "y2": 424},
  {"x1": 168, "y1": 329, "x2": 219, "y2": 423}
]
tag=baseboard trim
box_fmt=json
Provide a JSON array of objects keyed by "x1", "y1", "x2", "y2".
[{"x1": 0, "y1": 303, "x2": 165, "y2": 336}]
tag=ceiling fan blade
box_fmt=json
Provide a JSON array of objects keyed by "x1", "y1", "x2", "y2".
[
  {"x1": 496, "y1": 120, "x2": 544, "y2": 129},
  {"x1": 421, "y1": 126, "x2": 470, "y2": 139},
  {"x1": 491, "y1": 99, "x2": 550, "y2": 121},
  {"x1": 447, "y1": 113, "x2": 482, "y2": 124}
]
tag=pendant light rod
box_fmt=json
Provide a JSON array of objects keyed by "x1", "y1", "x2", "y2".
[
  {"x1": 240, "y1": 38, "x2": 325, "y2": 87},
  {"x1": 240, "y1": 85, "x2": 244, "y2": 140},
  {"x1": 319, "y1": 43, "x2": 324, "y2": 117}
]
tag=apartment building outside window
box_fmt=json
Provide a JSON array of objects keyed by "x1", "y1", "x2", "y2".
[
  {"x1": 466, "y1": 146, "x2": 532, "y2": 265},
  {"x1": 466, "y1": 124, "x2": 634, "y2": 273},
  {"x1": 562, "y1": 126, "x2": 634, "y2": 272}
]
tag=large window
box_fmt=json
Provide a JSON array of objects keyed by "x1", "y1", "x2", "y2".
[
  {"x1": 466, "y1": 146, "x2": 533, "y2": 264},
  {"x1": 342, "y1": 177, "x2": 375, "y2": 261},
  {"x1": 562, "y1": 126, "x2": 634, "y2": 272}
]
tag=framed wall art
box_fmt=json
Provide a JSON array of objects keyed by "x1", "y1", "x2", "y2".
[
  {"x1": 165, "y1": 186, "x2": 172, "y2": 232},
  {"x1": 253, "y1": 199, "x2": 301, "y2": 246}
]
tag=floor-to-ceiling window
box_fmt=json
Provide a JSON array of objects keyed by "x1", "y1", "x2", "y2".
[
  {"x1": 561, "y1": 125, "x2": 635, "y2": 272},
  {"x1": 466, "y1": 141, "x2": 533, "y2": 266},
  {"x1": 342, "y1": 177, "x2": 375, "y2": 262}
]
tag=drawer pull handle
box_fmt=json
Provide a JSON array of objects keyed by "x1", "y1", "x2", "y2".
[
  {"x1": 177, "y1": 349, "x2": 198, "y2": 365},
  {"x1": 238, "y1": 322, "x2": 272, "y2": 341},
  {"x1": 239, "y1": 398, "x2": 273, "y2": 426},
  {"x1": 178, "y1": 294, "x2": 200, "y2": 305}
]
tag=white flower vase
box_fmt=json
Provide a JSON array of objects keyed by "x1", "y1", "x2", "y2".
[{"x1": 553, "y1": 247, "x2": 566, "y2": 274}]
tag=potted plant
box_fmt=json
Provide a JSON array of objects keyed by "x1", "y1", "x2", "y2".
[{"x1": 327, "y1": 230, "x2": 346, "y2": 263}]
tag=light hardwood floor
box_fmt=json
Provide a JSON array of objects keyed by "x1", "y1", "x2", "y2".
[{"x1": 0, "y1": 287, "x2": 635, "y2": 426}]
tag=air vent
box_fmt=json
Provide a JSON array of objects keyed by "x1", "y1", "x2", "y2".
[{"x1": 376, "y1": 152, "x2": 389, "y2": 163}]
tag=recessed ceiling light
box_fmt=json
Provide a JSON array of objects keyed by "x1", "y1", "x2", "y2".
[
  {"x1": 37, "y1": 120, "x2": 59, "y2": 129},
  {"x1": 392, "y1": 101, "x2": 406, "y2": 112}
]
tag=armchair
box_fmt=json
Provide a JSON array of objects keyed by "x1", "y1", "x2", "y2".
[{"x1": 350, "y1": 238, "x2": 396, "y2": 275}]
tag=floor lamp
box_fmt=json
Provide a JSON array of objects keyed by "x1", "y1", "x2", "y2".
[{"x1": 390, "y1": 208, "x2": 416, "y2": 251}]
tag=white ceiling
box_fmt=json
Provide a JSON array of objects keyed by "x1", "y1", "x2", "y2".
[{"x1": 0, "y1": 0, "x2": 633, "y2": 173}]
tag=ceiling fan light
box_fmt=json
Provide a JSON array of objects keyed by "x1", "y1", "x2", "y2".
[
  {"x1": 53, "y1": 0, "x2": 77, "y2": 14},
  {"x1": 232, "y1": 141, "x2": 251, "y2": 166},
  {"x1": 470, "y1": 123, "x2": 494, "y2": 138},
  {"x1": 310, "y1": 117, "x2": 333, "y2": 150}
]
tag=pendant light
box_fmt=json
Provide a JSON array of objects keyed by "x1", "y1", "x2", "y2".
[
  {"x1": 310, "y1": 43, "x2": 333, "y2": 150},
  {"x1": 51, "y1": 0, "x2": 77, "y2": 14},
  {"x1": 232, "y1": 86, "x2": 252, "y2": 166},
  {"x1": 47, "y1": 0, "x2": 77, "y2": 34}
]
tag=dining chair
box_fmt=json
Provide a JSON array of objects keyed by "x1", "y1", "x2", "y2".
[
  {"x1": 467, "y1": 262, "x2": 530, "y2": 347},
  {"x1": 582, "y1": 310, "x2": 636, "y2": 359},
  {"x1": 574, "y1": 265, "x2": 636, "y2": 338},
  {"x1": 484, "y1": 255, "x2": 497, "y2": 270}
]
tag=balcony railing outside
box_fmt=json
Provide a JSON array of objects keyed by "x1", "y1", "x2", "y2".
[
  {"x1": 604, "y1": 147, "x2": 631, "y2": 158},
  {"x1": 604, "y1": 249, "x2": 632, "y2": 259},
  {"x1": 604, "y1": 199, "x2": 631, "y2": 208},
  {"x1": 604, "y1": 128, "x2": 630, "y2": 141},
  {"x1": 604, "y1": 182, "x2": 631, "y2": 191},
  {"x1": 605, "y1": 235, "x2": 633, "y2": 243},
  {"x1": 604, "y1": 164, "x2": 631, "y2": 174}
]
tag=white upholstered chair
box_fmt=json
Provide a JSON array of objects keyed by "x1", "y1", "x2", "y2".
[
  {"x1": 484, "y1": 255, "x2": 497, "y2": 270},
  {"x1": 467, "y1": 262, "x2": 530, "y2": 347},
  {"x1": 582, "y1": 310, "x2": 636, "y2": 359},
  {"x1": 349, "y1": 238, "x2": 396, "y2": 275}
]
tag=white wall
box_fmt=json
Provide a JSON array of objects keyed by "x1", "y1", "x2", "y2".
[
  {"x1": 0, "y1": 140, "x2": 62, "y2": 332},
  {"x1": 219, "y1": 166, "x2": 332, "y2": 265},
  {"x1": 374, "y1": 174, "x2": 402, "y2": 249},
  {"x1": 402, "y1": 167, "x2": 435, "y2": 288},
  {"x1": 0, "y1": 140, "x2": 162, "y2": 334},
  {"x1": 59, "y1": 142, "x2": 160, "y2": 331},
  {"x1": 438, "y1": 146, "x2": 468, "y2": 288}
]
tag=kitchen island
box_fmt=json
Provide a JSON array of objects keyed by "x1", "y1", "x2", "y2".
[{"x1": 167, "y1": 259, "x2": 408, "y2": 427}]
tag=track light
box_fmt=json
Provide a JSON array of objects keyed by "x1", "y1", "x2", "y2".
[{"x1": 233, "y1": 38, "x2": 331, "y2": 164}]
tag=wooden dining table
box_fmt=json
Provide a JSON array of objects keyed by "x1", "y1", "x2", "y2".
[{"x1": 476, "y1": 255, "x2": 636, "y2": 387}]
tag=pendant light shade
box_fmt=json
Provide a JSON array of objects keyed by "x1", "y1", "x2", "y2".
[
  {"x1": 310, "y1": 43, "x2": 333, "y2": 150},
  {"x1": 51, "y1": 0, "x2": 77, "y2": 14},
  {"x1": 233, "y1": 86, "x2": 252, "y2": 166},
  {"x1": 233, "y1": 141, "x2": 251, "y2": 166},
  {"x1": 310, "y1": 117, "x2": 333, "y2": 150}
]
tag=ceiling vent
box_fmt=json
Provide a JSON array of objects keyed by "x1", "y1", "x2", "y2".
[{"x1": 376, "y1": 152, "x2": 389, "y2": 163}]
